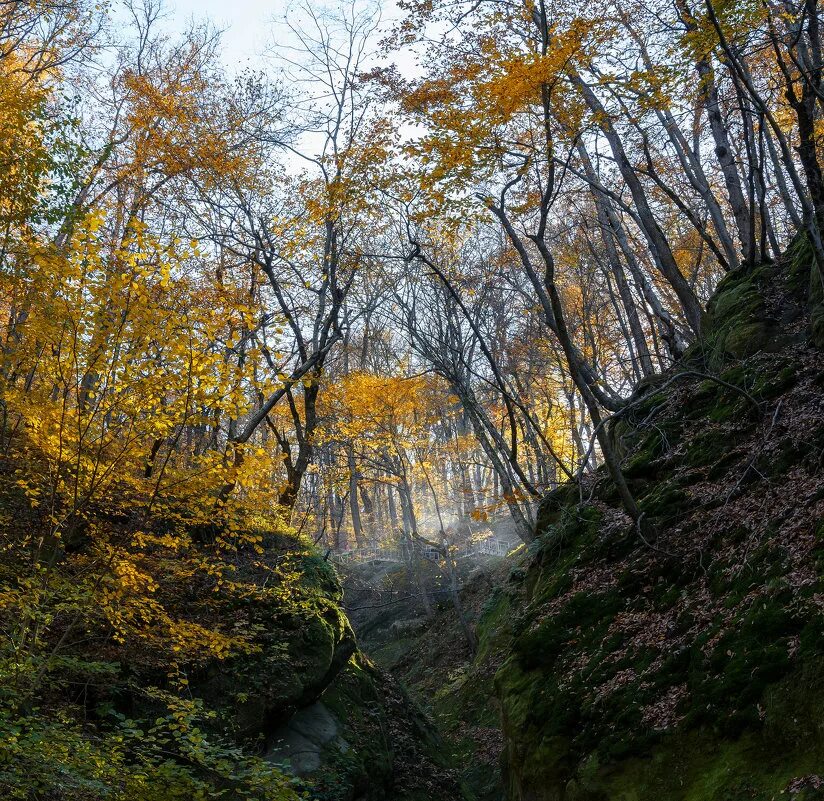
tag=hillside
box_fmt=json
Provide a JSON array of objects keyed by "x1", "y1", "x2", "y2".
[{"x1": 348, "y1": 239, "x2": 824, "y2": 801}]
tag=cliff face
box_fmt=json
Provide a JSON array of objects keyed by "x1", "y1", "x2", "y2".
[{"x1": 483, "y1": 242, "x2": 824, "y2": 800}]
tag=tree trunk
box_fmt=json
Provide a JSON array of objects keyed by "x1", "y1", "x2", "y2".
[
  {"x1": 347, "y1": 445, "x2": 365, "y2": 546},
  {"x1": 571, "y1": 71, "x2": 705, "y2": 334}
]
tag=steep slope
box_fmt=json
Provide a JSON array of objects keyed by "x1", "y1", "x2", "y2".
[
  {"x1": 389, "y1": 239, "x2": 824, "y2": 801},
  {"x1": 494, "y1": 241, "x2": 824, "y2": 800}
]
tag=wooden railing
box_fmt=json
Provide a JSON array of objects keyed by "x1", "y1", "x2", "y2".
[
  {"x1": 328, "y1": 546, "x2": 401, "y2": 565},
  {"x1": 328, "y1": 538, "x2": 511, "y2": 566}
]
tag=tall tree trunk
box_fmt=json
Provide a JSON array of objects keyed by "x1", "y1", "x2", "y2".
[
  {"x1": 676, "y1": 0, "x2": 753, "y2": 264},
  {"x1": 347, "y1": 445, "x2": 365, "y2": 546},
  {"x1": 571, "y1": 72, "x2": 705, "y2": 334},
  {"x1": 577, "y1": 143, "x2": 654, "y2": 377}
]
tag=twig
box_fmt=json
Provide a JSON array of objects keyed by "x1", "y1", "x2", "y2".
[
  {"x1": 346, "y1": 589, "x2": 453, "y2": 611},
  {"x1": 724, "y1": 399, "x2": 784, "y2": 505},
  {"x1": 636, "y1": 513, "x2": 678, "y2": 558}
]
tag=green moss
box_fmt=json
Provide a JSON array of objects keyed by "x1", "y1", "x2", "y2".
[
  {"x1": 787, "y1": 230, "x2": 814, "y2": 288},
  {"x1": 530, "y1": 505, "x2": 605, "y2": 602},
  {"x1": 368, "y1": 635, "x2": 415, "y2": 669},
  {"x1": 498, "y1": 647, "x2": 824, "y2": 799},
  {"x1": 476, "y1": 588, "x2": 512, "y2": 660},
  {"x1": 496, "y1": 659, "x2": 574, "y2": 797},
  {"x1": 700, "y1": 264, "x2": 780, "y2": 365},
  {"x1": 536, "y1": 483, "x2": 582, "y2": 534},
  {"x1": 638, "y1": 482, "x2": 689, "y2": 519},
  {"x1": 559, "y1": 661, "x2": 824, "y2": 801},
  {"x1": 515, "y1": 589, "x2": 624, "y2": 671},
  {"x1": 710, "y1": 276, "x2": 763, "y2": 326},
  {"x1": 683, "y1": 440, "x2": 713, "y2": 473},
  {"x1": 723, "y1": 320, "x2": 769, "y2": 358},
  {"x1": 752, "y1": 359, "x2": 798, "y2": 398},
  {"x1": 622, "y1": 429, "x2": 665, "y2": 478},
  {"x1": 298, "y1": 552, "x2": 344, "y2": 599}
]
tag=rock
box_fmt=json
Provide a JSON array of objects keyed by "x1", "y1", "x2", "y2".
[
  {"x1": 266, "y1": 701, "x2": 348, "y2": 776},
  {"x1": 535, "y1": 483, "x2": 580, "y2": 533},
  {"x1": 723, "y1": 319, "x2": 768, "y2": 357},
  {"x1": 470, "y1": 252, "x2": 824, "y2": 801}
]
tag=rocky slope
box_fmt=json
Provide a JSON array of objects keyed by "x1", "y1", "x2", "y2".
[
  {"x1": 352, "y1": 237, "x2": 824, "y2": 801},
  {"x1": 493, "y1": 240, "x2": 824, "y2": 800}
]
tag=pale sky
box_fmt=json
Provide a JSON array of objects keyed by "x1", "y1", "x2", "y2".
[
  {"x1": 166, "y1": 0, "x2": 282, "y2": 70},
  {"x1": 153, "y1": 0, "x2": 419, "y2": 165},
  {"x1": 162, "y1": 0, "x2": 410, "y2": 75}
]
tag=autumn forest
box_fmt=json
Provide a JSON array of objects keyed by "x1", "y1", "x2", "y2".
[{"x1": 1, "y1": 0, "x2": 823, "y2": 799}]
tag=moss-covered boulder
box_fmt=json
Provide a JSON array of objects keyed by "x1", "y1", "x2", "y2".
[{"x1": 187, "y1": 551, "x2": 357, "y2": 741}]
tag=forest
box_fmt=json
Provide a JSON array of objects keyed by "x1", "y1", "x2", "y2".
[{"x1": 0, "y1": 0, "x2": 822, "y2": 799}]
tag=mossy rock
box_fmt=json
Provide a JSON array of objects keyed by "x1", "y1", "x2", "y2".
[
  {"x1": 723, "y1": 320, "x2": 769, "y2": 358},
  {"x1": 194, "y1": 573, "x2": 357, "y2": 739},
  {"x1": 711, "y1": 280, "x2": 762, "y2": 327},
  {"x1": 536, "y1": 483, "x2": 581, "y2": 534},
  {"x1": 787, "y1": 230, "x2": 815, "y2": 289},
  {"x1": 485, "y1": 246, "x2": 824, "y2": 801},
  {"x1": 700, "y1": 265, "x2": 780, "y2": 365},
  {"x1": 476, "y1": 587, "x2": 514, "y2": 659},
  {"x1": 751, "y1": 359, "x2": 799, "y2": 398},
  {"x1": 547, "y1": 661, "x2": 824, "y2": 801},
  {"x1": 496, "y1": 658, "x2": 574, "y2": 800},
  {"x1": 622, "y1": 428, "x2": 666, "y2": 478},
  {"x1": 685, "y1": 429, "x2": 726, "y2": 468}
]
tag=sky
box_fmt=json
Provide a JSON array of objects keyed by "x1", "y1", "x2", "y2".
[
  {"x1": 162, "y1": 0, "x2": 408, "y2": 74},
  {"x1": 151, "y1": 0, "x2": 419, "y2": 167},
  {"x1": 165, "y1": 0, "x2": 281, "y2": 70}
]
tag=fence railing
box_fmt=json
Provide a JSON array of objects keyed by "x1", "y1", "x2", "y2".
[
  {"x1": 328, "y1": 538, "x2": 511, "y2": 566},
  {"x1": 328, "y1": 546, "x2": 401, "y2": 565}
]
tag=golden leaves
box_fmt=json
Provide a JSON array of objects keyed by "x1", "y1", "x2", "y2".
[{"x1": 323, "y1": 371, "x2": 438, "y2": 445}]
